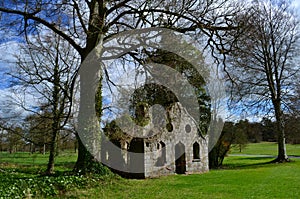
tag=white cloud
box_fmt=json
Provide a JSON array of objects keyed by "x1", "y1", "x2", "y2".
[
  {"x1": 0, "y1": 41, "x2": 21, "y2": 89},
  {"x1": 291, "y1": 0, "x2": 300, "y2": 14},
  {"x1": 0, "y1": 41, "x2": 20, "y2": 65},
  {"x1": 0, "y1": 40, "x2": 43, "y2": 122},
  {"x1": 0, "y1": 83, "x2": 47, "y2": 126}
]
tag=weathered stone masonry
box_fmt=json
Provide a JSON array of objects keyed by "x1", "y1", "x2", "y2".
[{"x1": 102, "y1": 102, "x2": 209, "y2": 178}]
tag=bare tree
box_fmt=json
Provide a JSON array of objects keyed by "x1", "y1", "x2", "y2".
[
  {"x1": 0, "y1": 0, "x2": 241, "y2": 173},
  {"x1": 227, "y1": 0, "x2": 300, "y2": 162},
  {"x1": 11, "y1": 31, "x2": 79, "y2": 174}
]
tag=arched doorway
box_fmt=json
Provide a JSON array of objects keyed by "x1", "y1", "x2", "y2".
[
  {"x1": 193, "y1": 142, "x2": 200, "y2": 160},
  {"x1": 175, "y1": 142, "x2": 186, "y2": 174},
  {"x1": 128, "y1": 138, "x2": 145, "y2": 178}
]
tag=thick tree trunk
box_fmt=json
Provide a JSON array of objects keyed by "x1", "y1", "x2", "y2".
[
  {"x1": 46, "y1": 130, "x2": 58, "y2": 174},
  {"x1": 74, "y1": 134, "x2": 100, "y2": 173},
  {"x1": 73, "y1": 49, "x2": 103, "y2": 174},
  {"x1": 273, "y1": 100, "x2": 289, "y2": 162},
  {"x1": 46, "y1": 104, "x2": 60, "y2": 174},
  {"x1": 73, "y1": 64, "x2": 102, "y2": 173},
  {"x1": 73, "y1": 1, "x2": 106, "y2": 174},
  {"x1": 209, "y1": 147, "x2": 219, "y2": 169}
]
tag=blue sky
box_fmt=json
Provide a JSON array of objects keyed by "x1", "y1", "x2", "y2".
[
  {"x1": 0, "y1": 42, "x2": 17, "y2": 88},
  {"x1": 0, "y1": 1, "x2": 299, "y2": 123}
]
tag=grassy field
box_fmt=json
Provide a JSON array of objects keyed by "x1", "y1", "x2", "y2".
[
  {"x1": 1, "y1": 143, "x2": 300, "y2": 198},
  {"x1": 64, "y1": 157, "x2": 300, "y2": 199},
  {"x1": 0, "y1": 151, "x2": 77, "y2": 171},
  {"x1": 230, "y1": 142, "x2": 300, "y2": 156}
]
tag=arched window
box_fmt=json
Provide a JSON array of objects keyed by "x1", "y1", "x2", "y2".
[
  {"x1": 193, "y1": 142, "x2": 200, "y2": 160},
  {"x1": 160, "y1": 141, "x2": 166, "y2": 164},
  {"x1": 155, "y1": 141, "x2": 166, "y2": 166},
  {"x1": 166, "y1": 123, "x2": 173, "y2": 132}
]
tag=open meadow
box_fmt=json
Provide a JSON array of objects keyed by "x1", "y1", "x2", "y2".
[
  {"x1": 0, "y1": 142, "x2": 300, "y2": 198},
  {"x1": 230, "y1": 142, "x2": 300, "y2": 156}
]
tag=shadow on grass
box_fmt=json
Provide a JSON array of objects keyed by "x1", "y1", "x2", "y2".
[
  {"x1": 55, "y1": 162, "x2": 75, "y2": 169},
  {"x1": 0, "y1": 161, "x2": 75, "y2": 176},
  {"x1": 220, "y1": 156, "x2": 295, "y2": 170},
  {"x1": 0, "y1": 165, "x2": 75, "y2": 179}
]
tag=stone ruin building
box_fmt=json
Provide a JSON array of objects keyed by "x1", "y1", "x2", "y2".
[{"x1": 102, "y1": 102, "x2": 209, "y2": 178}]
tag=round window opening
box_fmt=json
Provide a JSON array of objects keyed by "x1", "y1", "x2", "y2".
[
  {"x1": 166, "y1": 123, "x2": 173, "y2": 132},
  {"x1": 185, "y1": 124, "x2": 191, "y2": 133}
]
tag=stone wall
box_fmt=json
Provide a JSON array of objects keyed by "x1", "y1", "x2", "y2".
[
  {"x1": 143, "y1": 102, "x2": 209, "y2": 177},
  {"x1": 102, "y1": 102, "x2": 209, "y2": 178}
]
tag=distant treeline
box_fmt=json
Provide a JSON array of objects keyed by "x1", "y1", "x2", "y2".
[
  {"x1": 209, "y1": 114, "x2": 300, "y2": 168},
  {"x1": 229, "y1": 114, "x2": 300, "y2": 144}
]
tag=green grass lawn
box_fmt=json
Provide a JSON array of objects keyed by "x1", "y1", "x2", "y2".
[
  {"x1": 1, "y1": 143, "x2": 300, "y2": 198},
  {"x1": 64, "y1": 157, "x2": 300, "y2": 199},
  {"x1": 0, "y1": 150, "x2": 77, "y2": 171},
  {"x1": 230, "y1": 142, "x2": 300, "y2": 156}
]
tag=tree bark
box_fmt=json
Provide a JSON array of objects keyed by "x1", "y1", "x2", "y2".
[
  {"x1": 273, "y1": 100, "x2": 289, "y2": 162},
  {"x1": 46, "y1": 130, "x2": 58, "y2": 174},
  {"x1": 73, "y1": 48, "x2": 104, "y2": 172},
  {"x1": 209, "y1": 147, "x2": 219, "y2": 169},
  {"x1": 73, "y1": 59, "x2": 103, "y2": 173},
  {"x1": 74, "y1": 66, "x2": 101, "y2": 173},
  {"x1": 46, "y1": 47, "x2": 61, "y2": 174},
  {"x1": 73, "y1": 0, "x2": 106, "y2": 174}
]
